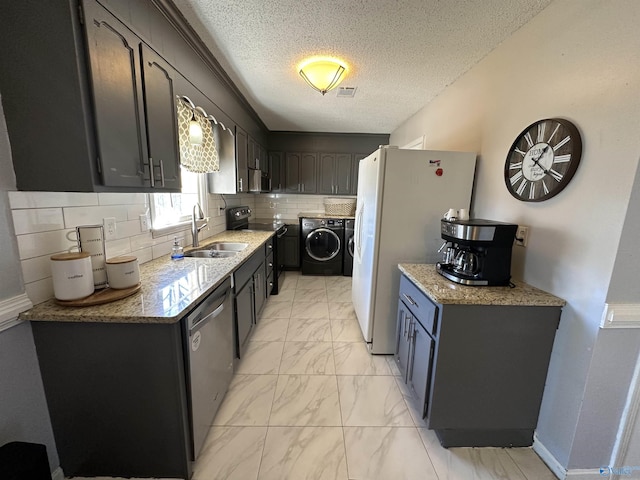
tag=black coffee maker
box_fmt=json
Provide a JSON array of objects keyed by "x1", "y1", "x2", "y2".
[{"x1": 436, "y1": 219, "x2": 518, "y2": 286}]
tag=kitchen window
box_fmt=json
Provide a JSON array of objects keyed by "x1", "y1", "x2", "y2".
[{"x1": 150, "y1": 168, "x2": 207, "y2": 235}]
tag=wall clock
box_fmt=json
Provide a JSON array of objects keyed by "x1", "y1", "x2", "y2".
[{"x1": 504, "y1": 118, "x2": 582, "y2": 202}]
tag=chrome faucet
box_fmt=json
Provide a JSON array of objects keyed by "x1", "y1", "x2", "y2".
[{"x1": 191, "y1": 203, "x2": 207, "y2": 247}]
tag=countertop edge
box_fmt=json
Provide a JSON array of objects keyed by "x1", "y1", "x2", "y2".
[
  {"x1": 398, "y1": 264, "x2": 566, "y2": 307},
  {"x1": 20, "y1": 231, "x2": 275, "y2": 324}
]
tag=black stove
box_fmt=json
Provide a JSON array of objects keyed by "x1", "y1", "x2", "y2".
[{"x1": 227, "y1": 206, "x2": 286, "y2": 295}]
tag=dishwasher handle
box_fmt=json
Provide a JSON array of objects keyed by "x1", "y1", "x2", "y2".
[{"x1": 189, "y1": 290, "x2": 229, "y2": 333}]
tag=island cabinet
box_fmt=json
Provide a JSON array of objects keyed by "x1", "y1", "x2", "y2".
[
  {"x1": 0, "y1": 0, "x2": 182, "y2": 192},
  {"x1": 396, "y1": 265, "x2": 565, "y2": 448}
]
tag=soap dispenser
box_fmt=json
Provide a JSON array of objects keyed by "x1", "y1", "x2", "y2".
[{"x1": 171, "y1": 237, "x2": 184, "y2": 260}]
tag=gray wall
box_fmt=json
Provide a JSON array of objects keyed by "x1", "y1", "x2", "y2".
[
  {"x1": 389, "y1": 0, "x2": 640, "y2": 471},
  {"x1": 0, "y1": 94, "x2": 59, "y2": 471}
]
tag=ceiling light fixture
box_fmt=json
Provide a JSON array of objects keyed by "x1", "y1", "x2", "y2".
[{"x1": 298, "y1": 57, "x2": 348, "y2": 95}]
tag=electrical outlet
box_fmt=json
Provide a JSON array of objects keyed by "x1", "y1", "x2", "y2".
[
  {"x1": 139, "y1": 213, "x2": 149, "y2": 232},
  {"x1": 103, "y1": 217, "x2": 117, "y2": 240},
  {"x1": 515, "y1": 225, "x2": 529, "y2": 247}
]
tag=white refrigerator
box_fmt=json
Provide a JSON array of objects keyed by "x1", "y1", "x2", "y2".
[{"x1": 352, "y1": 146, "x2": 477, "y2": 353}]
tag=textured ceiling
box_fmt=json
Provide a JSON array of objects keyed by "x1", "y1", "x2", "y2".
[{"x1": 172, "y1": 0, "x2": 553, "y2": 134}]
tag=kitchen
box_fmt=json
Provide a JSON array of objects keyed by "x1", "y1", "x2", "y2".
[{"x1": 1, "y1": 1, "x2": 640, "y2": 479}]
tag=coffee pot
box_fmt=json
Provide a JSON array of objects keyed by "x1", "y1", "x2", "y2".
[{"x1": 453, "y1": 250, "x2": 479, "y2": 276}]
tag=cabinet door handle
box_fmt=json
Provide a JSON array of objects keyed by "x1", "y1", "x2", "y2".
[
  {"x1": 404, "y1": 313, "x2": 410, "y2": 340},
  {"x1": 159, "y1": 159, "x2": 165, "y2": 187},
  {"x1": 268, "y1": 262, "x2": 273, "y2": 268},
  {"x1": 402, "y1": 293, "x2": 417, "y2": 307},
  {"x1": 239, "y1": 178, "x2": 243, "y2": 192},
  {"x1": 148, "y1": 157, "x2": 155, "y2": 187},
  {"x1": 268, "y1": 244, "x2": 273, "y2": 250}
]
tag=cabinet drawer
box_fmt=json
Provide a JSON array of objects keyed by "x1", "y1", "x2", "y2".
[
  {"x1": 265, "y1": 237, "x2": 274, "y2": 256},
  {"x1": 399, "y1": 275, "x2": 438, "y2": 334},
  {"x1": 266, "y1": 252, "x2": 274, "y2": 277},
  {"x1": 234, "y1": 250, "x2": 264, "y2": 290}
]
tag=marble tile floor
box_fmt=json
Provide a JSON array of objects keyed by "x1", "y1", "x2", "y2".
[{"x1": 192, "y1": 271, "x2": 558, "y2": 480}]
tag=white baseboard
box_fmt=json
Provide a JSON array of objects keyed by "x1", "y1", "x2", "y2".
[
  {"x1": 601, "y1": 303, "x2": 640, "y2": 328},
  {"x1": 565, "y1": 469, "x2": 604, "y2": 479},
  {"x1": 0, "y1": 292, "x2": 32, "y2": 333},
  {"x1": 533, "y1": 433, "x2": 566, "y2": 479},
  {"x1": 51, "y1": 466, "x2": 64, "y2": 480}
]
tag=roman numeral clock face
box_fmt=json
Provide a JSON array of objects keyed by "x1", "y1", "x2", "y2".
[{"x1": 504, "y1": 118, "x2": 582, "y2": 202}]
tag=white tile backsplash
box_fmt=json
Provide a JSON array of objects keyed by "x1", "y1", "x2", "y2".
[
  {"x1": 9, "y1": 191, "x2": 253, "y2": 305},
  {"x1": 17, "y1": 229, "x2": 75, "y2": 260},
  {"x1": 11, "y1": 208, "x2": 65, "y2": 235},
  {"x1": 62, "y1": 205, "x2": 129, "y2": 227},
  {"x1": 253, "y1": 193, "x2": 351, "y2": 221},
  {"x1": 9, "y1": 191, "x2": 339, "y2": 305},
  {"x1": 24, "y1": 277, "x2": 55, "y2": 306},
  {"x1": 98, "y1": 192, "x2": 147, "y2": 205},
  {"x1": 8, "y1": 191, "x2": 98, "y2": 209},
  {"x1": 20, "y1": 255, "x2": 56, "y2": 284}
]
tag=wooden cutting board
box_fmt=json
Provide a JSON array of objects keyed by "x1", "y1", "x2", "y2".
[{"x1": 55, "y1": 284, "x2": 141, "y2": 307}]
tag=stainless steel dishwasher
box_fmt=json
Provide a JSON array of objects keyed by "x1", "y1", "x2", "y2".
[{"x1": 184, "y1": 277, "x2": 233, "y2": 460}]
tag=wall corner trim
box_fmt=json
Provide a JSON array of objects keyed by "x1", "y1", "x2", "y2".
[
  {"x1": 51, "y1": 467, "x2": 64, "y2": 480},
  {"x1": 533, "y1": 433, "x2": 566, "y2": 479},
  {"x1": 601, "y1": 303, "x2": 640, "y2": 329},
  {"x1": 0, "y1": 293, "x2": 33, "y2": 333}
]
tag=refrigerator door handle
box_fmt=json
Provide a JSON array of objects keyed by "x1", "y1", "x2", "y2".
[{"x1": 354, "y1": 206, "x2": 363, "y2": 260}]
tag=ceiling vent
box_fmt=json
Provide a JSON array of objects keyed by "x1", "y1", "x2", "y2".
[{"x1": 336, "y1": 87, "x2": 357, "y2": 98}]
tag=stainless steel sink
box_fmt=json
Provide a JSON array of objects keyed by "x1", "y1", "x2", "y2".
[
  {"x1": 207, "y1": 242, "x2": 249, "y2": 252},
  {"x1": 184, "y1": 250, "x2": 237, "y2": 258}
]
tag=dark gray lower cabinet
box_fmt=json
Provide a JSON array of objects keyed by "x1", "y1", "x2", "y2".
[
  {"x1": 410, "y1": 318, "x2": 435, "y2": 418},
  {"x1": 282, "y1": 224, "x2": 300, "y2": 269},
  {"x1": 235, "y1": 278, "x2": 254, "y2": 355},
  {"x1": 32, "y1": 321, "x2": 192, "y2": 478},
  {"x1": 232, "y1": 240, "x2": 273, "y2": 359},
  {"x1": 396, "y1": 273, "x2": 561, "y2": 447}
]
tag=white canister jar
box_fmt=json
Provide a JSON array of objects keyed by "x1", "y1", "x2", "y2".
[
  {"x1": 106, "y1": 256, "x2": 140, "y2": 290},
  {"x1": 50, "y1": 252, "x2": 95, "y2": 301}
]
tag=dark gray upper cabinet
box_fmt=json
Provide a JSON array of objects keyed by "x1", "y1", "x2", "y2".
[
  {"x1": 140, "y1": 45, "x2": 181, "y2": 190},
  {"x1": 260, "y1": 145, "x2": 269, "y2": 176},
  {"x1": 0, "y1": 0, "x2": 183, "y2": 192},
  {"x1": 85, "y1": 2, "x2": 148, "y2": 188},
  {"x1": 336, "y1": 153, "x2": 353, "y2": 194},
  {"x1": 247, "y1": 136, "x2": 258, "y2": 169},
  {"x1": 317, "y1": 153, "x2": 336, "y2": 194},
  {"x1": 235, "y1": 126, "x2": 249, "y2": 193},
  {"x1": 269, "y1": 151, "x2": 284, "y2": 192},
  {"x1": 300, "y1": 153, "x2": 317, "y2": 193},
  {"x1": 0, "y1": 0, "x2": 271, "y2": 193},
  {"x1": 318, "y1": 153, "x2": 354, "y2": 195},
  {"x1": 352, "y1": 153, "x2": 368, "y2": 195},
  {"x1": 284, "y1": 153, "x2": 301, "y2": 193}
]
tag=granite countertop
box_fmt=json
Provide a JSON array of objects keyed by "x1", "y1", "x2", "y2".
[
  {"x1": 298, "y1": 212, "x2": 355, "y2": 220},
  {"x1": 20, "y1": 230, "x2": 274, "y2": 325},
  {"x1": 398, "y1": 264, "x2": 566, "y2": 307}
]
